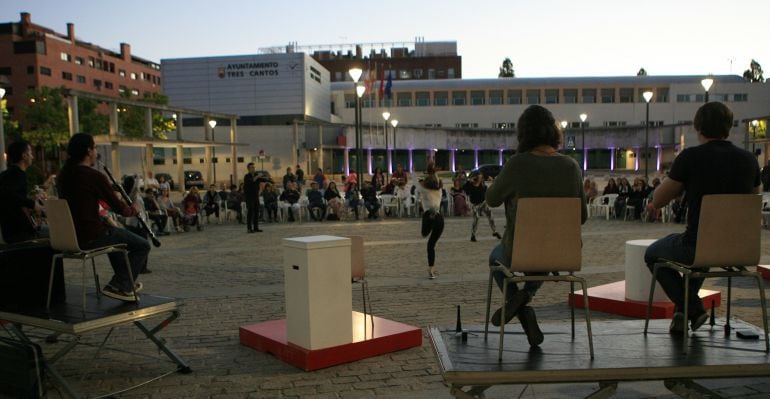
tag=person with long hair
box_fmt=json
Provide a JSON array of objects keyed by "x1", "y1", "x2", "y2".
[
  {"x1": 485, "y1": 105, "x2": 587, "y2": 347},
  {"x1": 419, "y1": 162, "x2": 444, "y2": 279},
  {"x1": 56, "y1": 133, "x2": 149, "y2": 302}
]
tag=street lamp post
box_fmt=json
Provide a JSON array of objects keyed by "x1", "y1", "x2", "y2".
[
  {"x1": 382, "y1": 111, "x2": 391, "y2": 178},
  {"x1": 390, "y1": 119, "x2": 399, "y2": 158},
  {"x1": 751, "y1": 120, "x2": 759, "y2": 154},
  {"x1": 701, "y1": 77, "x2": 713, "y2": 103},
  {"x1": 560, "y1": 120, "x2": 568, "y2": 150},
  {"x1": 209, "y1": 119, "x2": 217, "y2": 184},
  {"x1": 643, "y1": 90, "x2": 654, "y2": 180},
  {"x1": 579, "y1": 113, "x2": 587, "y2": 177},
  {"x1": 0, "y1": 87, "x2": 6, "y2": 172},
  {"x1": 348, "y1": 67, "x2": 364, "y2": 191}
]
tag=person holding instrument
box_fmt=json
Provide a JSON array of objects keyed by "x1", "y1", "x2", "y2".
[
  {"x1": 57, "y1": 133, "x2": 150, "y2": 302},
  {"x1": 0, "y1": 140, "x2": 45, "y2": 243}
]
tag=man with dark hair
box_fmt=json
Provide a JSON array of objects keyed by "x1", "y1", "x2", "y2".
[
  {"x1": 645, "y1": 102, "x2": 760, "y2": 334},
  {"x1": 0, "y1": 140, "x2": 43, "y2": 243},
  {"x1": 57, "y1": 133, "x2": 149, "y2": 301},
  {"x1": 243, "y1": 163, "x2": 263, "y2": 233}
]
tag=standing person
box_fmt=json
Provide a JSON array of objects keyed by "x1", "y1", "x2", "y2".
[
  {"x1": 243, "y1": 163, "x2": 262, "y2": 233},
  {"x1": 295, "y1": 164, "x2": 305, "y2": 191},
  {"x1": 371, "y1": 167, "x2": 385, "y2": 191},
  {"x1": 313, "y1": 168, "x2": 326, "y2": 190},
  {"x1": 0, "y1": 140, "x2": 44, "y2": 243},
  {"x1": 486, "y1": 105, "x2": 587, "y2": 348},
  {"x1": 282, "y1": 166, "x2": 295, "y2": 190},
  {"x1": 463, "y1": 172, "x2": 501, "y2": 242},
  {"x1": 419, "y1": 163, "x2": 444, "y2": 279},
  {"x1": 762, "y1": 159, "x2": 770, "y2": 192},
  {"x1": 645, "y1": 101, "x2": 760, "y2": 334},
  {"x1": 57, "y1": 133, "x2": 149, "y2": 302}
]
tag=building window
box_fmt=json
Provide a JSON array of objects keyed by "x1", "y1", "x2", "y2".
[
  {"x1": 93, "y1": 79, "x2": 102, "y2": 88},
  {"x1": 130, "y1": 72, "x2": 137, "y2": 80},
  {"x1": 448, "y1": 68, "x2": 455, "y2": 79},
  {"x1": 582, "y1": 88, "x2": 596, "y2": 103},
  {"x1": 0, "y1": 67, "x2": 11, "y2": 75},
  {"x1": 130, "y1": 89, "x2": 139, "y2": 96},
  {"x1": 95, "y1": 60, "x2": 102, "y2": 69},
  {"x1": 489, "y1": 90, "x2": 503, "y2": 105},
  {"x1": 62, "y1": 71, "x2": 73, "y2": 80},
  {"x1": 470, "y1": 90, "x2": 485, "y2": 105},
  {"x1": 694, "y1": 94, "x2": 705, "y2": 102},
  {"x1": 399, "y1": 70, "x2": 411, "y2": 79},
  {"x1": 413, "y1": 69, "x2": 423, "y2": 79},
  {"x1": 601, "y1": 88, "x2": 615, "y2": 103},
  {"x1": 526, "y1": 89, "x2": 540, "y2": 104},
  {"x1": 493, "y1": 122, "x2": 515, "y2": 129},
  {"x1": 455, "y1": 123, "x2": 479, "y2": 128},
  {"x1": 88, "y1": 57, "x2": 95, "y2": 67},
  {"x1": 434, "y1": 91, "x2": 448, "y2": 106},
  {"x1": 656, "y1": 88, "x2": 669, "y2": 103},
  {"x1": 40, "y1": 66, "x2": 51, "y2": 76},
  {"x1": 119, "y1": 69, "x2": 126, "y2": 77},
  {"x1": 438, "y1": 69, "x2": 446, "y2": 78},
  {"x1": 563, "y1": 89, "x2": 578, "y2": 103},
  {"x1": 428, "y1": 69, "x2": 436, "y2": 79},
  {"x1": 334, "y1": 71, "x2": 342, "y2": 81},
  {"x1": 452, "y1": 91, "x2": 466, "y2": 105},
  {"x1": 397, "y1": 92, "x2": 412, "y2": 106},
  {"x1": 676, "y1": 94, "x2": 691, "y2": 102},
  {"x1": 734, "y1": 93, "x2": 748, "y2": 102},
  {"x1": 27, "y1": 66, "x2": 34, "y2": 74},
  {"x1": 74, "y1": 56, "x2": 83, "y2": 65},
  {"x1": 118, "y1": 85, "x2": 127, "y2": 94},
  {"x1": 546, "y1": 89, "x2": 560, "y2": 104},
  {"x1": 76, "y1": 75, "x2": 86, "y2": 83},
  {"x1": 415, "y1": 91, "x2": 430, "y2": 106},
  {"x1": 507, "y1": 89, "x2": 522, "y2": 104},
  {"x1": 619, "y1": 88, "x2": 634, "y2": 103},
  {"x1": 60, "y1": 52, "x2": 71, "y2": 62},
  {"x1": 105, "y1": 81, "x2": 113, "y2": 89}
]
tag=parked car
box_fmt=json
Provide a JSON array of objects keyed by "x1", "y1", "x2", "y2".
[
  {"x1": 155, "y1": 173, "x2": 175, "y2": 190},
  {"x1": 184, "y1": 170, "x2": 205, "y2": 190},
  {"x1": 469, "y1": 164, "x2": 503, "y2": 180},
  {"x1": 255, "y1": 170, "x2": 273, "y2": 184}
]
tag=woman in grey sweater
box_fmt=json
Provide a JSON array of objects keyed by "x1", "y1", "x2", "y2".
[{"x1": 485, "y1": 105, "x2": 588, "y2": 346}]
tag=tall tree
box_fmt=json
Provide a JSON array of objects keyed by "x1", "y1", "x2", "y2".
[
  {"x1": 637, "y1": 68, "x2": 648, "y2": 76},
  {"x1": 21, "y1": 86, "x2": 69, "y2": 152},
  {"x1": 118, "y1": 92, "x2": 174, "y2": 139},
  {"x1": 498, "y1": 58, "x2": 515, "y2": 78}
]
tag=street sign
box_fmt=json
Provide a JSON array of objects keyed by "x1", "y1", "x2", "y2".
[{"x1": 566, "y1": 135, "x2": 576, "y2": 149}]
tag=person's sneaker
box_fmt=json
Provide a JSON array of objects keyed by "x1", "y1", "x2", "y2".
[
  {"x1": 493, "y1": 232, "x2": 502, "y2": 239},
  {"x1": 690, "y1": 310, "x2": 709, "y2": 331},
  {"x1": 490, "y1": 290, "x2": 531, "y2": 327},
  {"x1": 517, "y1": 306, "x2": 544, "y2": 347},
  {"x1": 669, "y1": 312, "x2": 685, "y2": 333},
  {"x1": 428, "y1": 267, "x2": 437, "y2": 279},
  {"x1": 102, "y1": 284, "x2": 140, "y2": 302},
  {"x1": 470, "y1": 235, "x2": 477, "y2": 242}
]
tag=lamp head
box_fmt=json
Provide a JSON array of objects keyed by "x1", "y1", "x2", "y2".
[
  {"x1": 701, "y1": 77, "x2": 714, "y2": 92},
  {"x1": 172, "y1": 113, "x2": 177, "y2": 121},
  {"x1": 0, "y1": 87, "x2": 5, "y2": 99},
  {"x1": 752, "y1": 120, "x2": 759, "y2": 127},
  {"x1": 560, "y1": 120, "x2": 568, "y2": 129},
  {"x1": 642, "y1": 91, "x2": 653, "y2": 103},
  {"x1": 348, "y1": 68, "x2": 363, "y2": 83},
  {"x1": 579, "y1": 113, "x2": 587, "y2": 123},
  {"x1": 391, "y1": 119, "x2": 399, "y2": 128},
  {"x1": 382, "y1": 111, "x2": 391, "y2": 121},
  {"x1": 208, "y1": 119, "x2": 217, "y2": 129},
  {"x1": 355, "y1": 84, "x2": 366, "y2": 98}
]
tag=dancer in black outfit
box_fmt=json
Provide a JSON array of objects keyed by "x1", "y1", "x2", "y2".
[
  {"x1": 243, "y1": 163, "x2": 262, "y2": 233},
  {"x1": 418, "y1": 163, "x2": 444, "y2": 279}
]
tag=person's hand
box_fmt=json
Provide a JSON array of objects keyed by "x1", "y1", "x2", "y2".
[{"x1": 132, "y1": 201, "x2": 143, "y2": 213}]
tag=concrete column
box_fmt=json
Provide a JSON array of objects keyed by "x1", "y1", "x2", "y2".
[
  {"x1": 583, "y1": 148, "x2": 589, "y2": 172},
  {"x1": 408, "y1": 149, "x2": 413, "y2": 173},
  {"x1": 109, "y1": 103, "x2": 118, "y2": 136},
  {"x1": 144, "y1": 108, "x2": 154, "y2": 178},
  {"x1": 367, "y1": 148, "x2": 372, "y2": 175},
  {"x1": 610, "y1": 148, "x2": 615, "y2": 171},
  {"x1": 474, "y1": 148, "x2": 479, "y2": 169},
  {"x1": 656, "y1": 146, "x2": 662, "y2": 172},
  {"x1": 67, "y1": 95, "x2": 79, "y2": 136},
  {"x1": 176, "y1": 144, "x2": 184, "y2": 192},
  {"x1": 450, "y1": 149, "x2": 456, "y2": 173},
  {"x1": 175, "y1": 113, "x2": 182, "y2": 141},
  {"x1": 634, "y1": 148, "x2": 639, "y2": 171},
  {"x1": 230, "y1": 118, "x2": 237, "y2": 186},
  {"x1": 343, "y1": 147, "x2": 350, "y2": 175},
  {"x1": 110, "y1": 141, "x2": 121, "y2": 179},
  {"x1": 318, "y1": 125, "x2": 324, "y2": 173},
  {"x1": 292, "y1": 121, "x2": 299, "y2": 167}
]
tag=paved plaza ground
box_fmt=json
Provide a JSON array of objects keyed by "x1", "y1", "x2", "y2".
[{"x1": 9, "y1": 209, "x2": 770, "y2": 398}]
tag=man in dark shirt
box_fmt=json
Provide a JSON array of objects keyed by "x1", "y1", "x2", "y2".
[
  {"x1": 57, "y1": 133, "x2": 149, "y2": 302},
  {"x1": 0, "y1": 140, "x2": 43, "y2": 243},
  {"x1": 306, "y1": 181, "x2": 326, "y2": 221},
  {"x1": 360, "y1": 181, "x2": 380, "y2": 219},
  {"x1": 295, "y1": 164, "x2": 305, "y2": 190},
  {"x1": 645, "y1": 102, "x2": 760, "y2": 333},
  {"x1": 243, "y1": 163, "x2": 262, "y2": 233}
]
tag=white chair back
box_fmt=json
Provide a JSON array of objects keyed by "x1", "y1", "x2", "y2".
[
  {"x1": 693, "y1": 194, "x2": 761, "y2": 267},
  {"x1": 45, "y1": 199, "x2": 83, "y2": 253},
  {"x1": 510, "y1": 197, "x2": 582, "y2": 272}
]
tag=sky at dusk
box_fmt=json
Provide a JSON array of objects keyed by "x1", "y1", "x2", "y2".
[{"x1": 2, "y1": 0, "x2": 767, "y2": 79}]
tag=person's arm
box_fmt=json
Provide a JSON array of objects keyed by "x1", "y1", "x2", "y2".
[
  {"x1": 97, "y1": 171, "x2": 137, "y2": 217},
  {"x1": 486, "y1": 161, "x2": 516, "y2": 207},
  {"x1": 651, "y1": 177, "x2": 684, "y2": 209}
]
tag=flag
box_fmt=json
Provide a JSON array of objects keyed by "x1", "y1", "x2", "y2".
[
  {"x1": 384, "y1": 71, "x2": 392, "y2": 100},
  {"x1": 378, "y1": 67, "x2": 385, "y2": 100}
]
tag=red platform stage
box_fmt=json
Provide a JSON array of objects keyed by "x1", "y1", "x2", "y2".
[
  {"x1": 569, "y1": 280, "x2": 721, "y2": 319},
  {"x1": 759, "y1": 265, "x2": 770, "y2": 280},
  {"x1": 240, "y1": 311, "x2": 422, "y2": 371}
]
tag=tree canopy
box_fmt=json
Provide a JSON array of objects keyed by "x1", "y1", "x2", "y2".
[
  {"x1": 498, "y1": 58, "x2": 515, "y2": 78},
  {"x1": 743, "y1": 59, "x2": 764, "y2": 82}
]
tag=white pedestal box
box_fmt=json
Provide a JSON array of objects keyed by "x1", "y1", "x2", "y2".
[
  {"x1": 625, "y1": 239, "x2": 671, "y2": 302},
  {"x1": 283, "y1": 235, "x2": 352, "y2": 350}
]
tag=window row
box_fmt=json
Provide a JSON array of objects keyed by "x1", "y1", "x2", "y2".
[
  {"x1": 58, "y1": 52, "x2": 161, "y2": 84},
  {"x1": 333, "y1": 67, "x2": 457, "y2": 82}
]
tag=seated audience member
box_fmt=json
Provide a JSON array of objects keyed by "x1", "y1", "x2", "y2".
[
  {"x1": 626, "y1": 178, "x2": 647, "y2": 219},
  {"x1": 158, "y1": 188, "x2": 182, "y2": 231},
  {"x1": 182, "y1": 186, "x2": 202, "y2": 231},
  {"x1": 614, "y1": 177, "x2": 631, "y2": 217},
  {"x1": 226, "y1": 184, "x2": 244, "y2": 223},
  {"x1": 143, "y1": 172, "x2": 160, "y2": 192},
  {"x1": 644, "y1": 178, "x2": 662, "y2": 222},
  {"x1": 324, "y1": 181, "x2": 343, "y2": 220},
  {"x1": 603, "y1": 178, "x2": 619, "y2": 195},
  {"x1": 279, "y1": 181, "x2": 301, "y2": 222},
  {"x1": 393, "y1": 163, "x2": 409, "y2": 185},
  {"x1": 306, "y1": 181, "x2": 326, "y2": 221},
  {"x1": 371, "y1": 167, "x2": 385, "y2": 191},
  {"x1": 344, "y1": 182, "x2": 360, "y2": 220},
  {"x1": 451, "y1": 178, "x2": 469, "y2": 216},
  {"x1": 361, "y1": 180, "x2": 381, "y2": 219},
  {"x1": 394, "y1": 180, "x2": 411, "y2": 215},
  {"x1": 157, "y1": 175, "x2": 170, "y2": 193},
  {"x1": 262, "y1": 183, "x2": 279, "y2": 222},
  {"x1": 143, "y1": 188, "x2": 169, "y2": 235},
  {"x1": 202, "y1": 184, "x2": 221, "y2": 223},
  {"x1": 381, "y1": 178, "x2": 396, "y2": 195},
  {"x1": 583, "y1": 178, "x2": 598, "y2": 204}
]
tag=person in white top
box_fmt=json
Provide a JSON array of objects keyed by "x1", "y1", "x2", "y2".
[{"x1": 418, "y1": 162, "x2": 444, "y2": 279}]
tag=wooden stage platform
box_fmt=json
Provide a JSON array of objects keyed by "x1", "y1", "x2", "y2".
[{"x1": 430, "y1": 319, "x2": 770, "y2": 398}]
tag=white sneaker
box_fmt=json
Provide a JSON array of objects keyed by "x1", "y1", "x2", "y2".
[{"x1": 428, "y1": 267, "x2": 437, "y2": 279}]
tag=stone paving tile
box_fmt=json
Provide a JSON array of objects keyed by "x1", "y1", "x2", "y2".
[{"x1": 15, "y1": 212, "x2": 770, "y2": 398}]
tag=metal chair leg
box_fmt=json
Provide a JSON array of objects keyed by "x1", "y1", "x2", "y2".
[
  {"x1": 498, "y1": 282, "x2": 507, "y2": 361},
  {"x1": 570, "y1": 280, "x2": 575, "y2": 341},
  {"x1": 683, "y1": 273, "x2": 690, "y2": 354},
  {"x1": 484, "y1": 271, "x2": 493, "y2": 341},
  {"x1": 726, "y1": 276, "x2": 733, "y2": 334},
  {"x1": 46, "y1": 254, "x2": 61, "y2": 310},
  {"x1": 80, "y1": 257, "x2": 88, "y2": 313},
  {"x1": 91, "y1": 257, "x2": 100, "y2": 298},
  {"x1": 579, "y1": 278, "x2": 595, "y2": 359},
  {"x1": 122, "y1": 250, "x2": 139, "y2": 303},
  {"x1": 755, "y1": 274, "x2": 770, "y2": 352},
  {"x1": 644, "y1": 264, "x2": 659, "y2": 334}
]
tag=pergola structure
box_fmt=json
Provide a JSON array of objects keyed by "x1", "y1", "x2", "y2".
[{"x1": 63, "y1": 89, "x2": 245, "y2": 190}]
